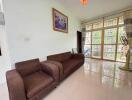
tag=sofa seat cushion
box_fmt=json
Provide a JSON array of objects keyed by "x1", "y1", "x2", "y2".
[
  {"x1": 24, "y1": 71, "x2": 54, "y2": 98},
  {"x1": 62, "y1": 59, "x2": 82, "y2": 74}
]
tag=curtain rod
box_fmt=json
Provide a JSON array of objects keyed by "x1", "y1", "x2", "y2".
[{"x1": 81, "y1": 6, "x2": 132, "y2": 24}]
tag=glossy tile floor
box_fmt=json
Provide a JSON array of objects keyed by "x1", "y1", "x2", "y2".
[{"x1": 1, "y1": 58, "x2": 132, "y2": 100}]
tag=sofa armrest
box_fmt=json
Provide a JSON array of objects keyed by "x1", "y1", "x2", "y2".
[
  {"x1": 40, "y1": 61, "x2": 59, "y2": 82},
  {"x1": 6, "y1": 70, "x2": 26, "y2": 100},
  {"x1": 71, "y1": 53, "x2": 84, "y2": 59},
  {"x1": 43, "y1": 60, "x2": 63, "y2": 81}
]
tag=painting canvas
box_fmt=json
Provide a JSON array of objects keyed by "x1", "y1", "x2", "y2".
[{"x1": 52, "y1": 8, "x2": 68, "y2": 33}]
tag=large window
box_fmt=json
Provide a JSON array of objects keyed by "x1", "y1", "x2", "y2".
[{"x1": 83, "y1": 16, "x2": 126, "y2": 62}]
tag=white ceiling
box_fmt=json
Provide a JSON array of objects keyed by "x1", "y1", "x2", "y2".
[{"x1": 56, "y1": 0, "x2": 132, "y2": 21}]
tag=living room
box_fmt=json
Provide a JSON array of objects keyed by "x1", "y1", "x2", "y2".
[{"x1": 0, "y1": 0, "x2": 132, "y2": 100}]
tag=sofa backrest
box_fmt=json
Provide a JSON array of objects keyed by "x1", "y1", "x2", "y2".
[
  {"x1": 47, "y1": 52, "x2": 72, "y2": 62},
  {"x1": 15, "y1": 59, "x2": 41, "y2": 77}
]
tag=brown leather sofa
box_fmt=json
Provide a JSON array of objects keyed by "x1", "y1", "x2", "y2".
[
  {"x1": 47, "y1": 52, "x2": 84, "y2": 80},
  {"x1": 6, "y1": 59, "x2": 59, "y2": 100},
  {"x1": 6, "y1": 52, "x2": 84, "y2": 100}
]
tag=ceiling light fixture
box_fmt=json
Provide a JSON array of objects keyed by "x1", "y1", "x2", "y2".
[{"x1": 80, "y1": 0, "x2": 88, "y2": 5}]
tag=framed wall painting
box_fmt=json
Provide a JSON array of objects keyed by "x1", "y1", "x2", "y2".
[{"x1": 52, "y1": 8, "x2": 68, "y2": 33}]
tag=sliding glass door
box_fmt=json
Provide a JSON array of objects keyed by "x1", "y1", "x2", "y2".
[
  {"x1": 83, "y1": 32, "x2": 91, "y2": 57},
  {"x1": 92, "y1": 30, "x2": 102, "y2": 59},
  {"x1": 116, "y1": 26, "x2": 126, "y2": 62},
  {"x1": 103, "y1": 28, "x2": 117, "y2": 60},
  {"x1": 83, "y1": 16, "x2": 126, "y2": 62}
]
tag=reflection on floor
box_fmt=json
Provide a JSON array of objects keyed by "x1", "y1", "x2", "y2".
[
  {"x1": 0, "y1": 58, "x2": 132, "y2": 100},
  {"x1": 84, "y1": 58, "x2": 132, "y2": 88}
]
